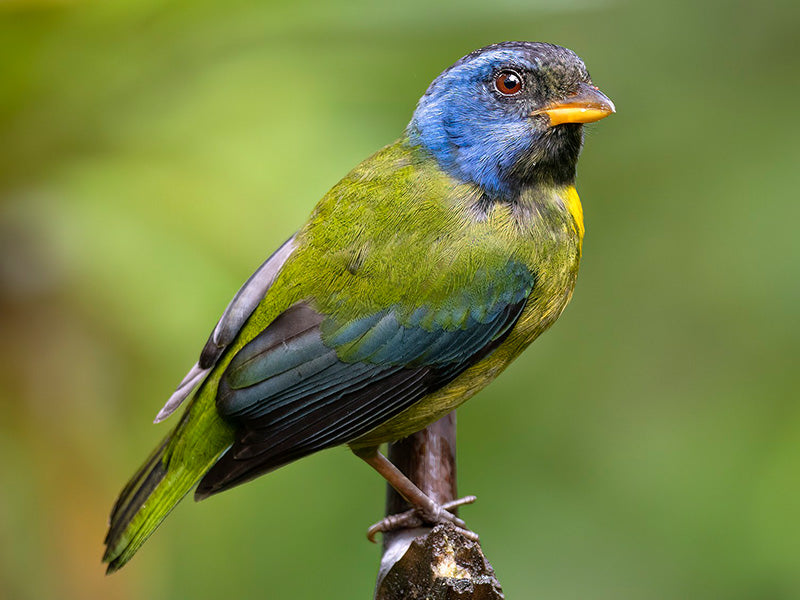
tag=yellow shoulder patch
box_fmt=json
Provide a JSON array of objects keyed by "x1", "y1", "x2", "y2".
[{"x1": 563, "y1": 185, "x2": 585, "y2": 240}]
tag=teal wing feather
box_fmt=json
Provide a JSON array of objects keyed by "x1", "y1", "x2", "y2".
[{"x1": 195, "y1": 261, "x2": 535, "y2": 498}]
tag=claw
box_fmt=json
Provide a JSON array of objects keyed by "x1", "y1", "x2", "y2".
[
  {"x1": 366, "y1": 494, "x2": 479, "y2": 542},
  {"x1": 442, "y1": 495, "x2": 477, "y2": 510},
  {"x1": 367, "y1": 508, "x2": 422, "y2": 543},
  {"x1": 455, "y1": 526, "x2": 480, "y2": 542}
]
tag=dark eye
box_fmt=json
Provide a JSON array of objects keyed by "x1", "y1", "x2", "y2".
[{"x1": 494, "y1": 70, "x2": 523, "y2": 96}]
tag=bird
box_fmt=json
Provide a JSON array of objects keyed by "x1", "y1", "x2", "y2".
[{"x1": 103, "y1": 41, "x2": 614, "y2": 573}]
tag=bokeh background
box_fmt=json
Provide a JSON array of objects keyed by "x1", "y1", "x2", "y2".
[{"x1": 1, "y1": 0, "x2": 799, "y2": 598}]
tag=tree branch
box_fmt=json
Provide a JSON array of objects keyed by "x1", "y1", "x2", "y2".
[{"x1": 374, "y1": 412, "x2": 505, "y2": 599}]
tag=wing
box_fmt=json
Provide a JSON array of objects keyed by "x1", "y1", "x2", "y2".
[
  {"x1": 195, "y1": 261, "x2": 535, "y2": 498},
  {"x1": 154, "y1": 235, "x2": 296, "y2": 422}
]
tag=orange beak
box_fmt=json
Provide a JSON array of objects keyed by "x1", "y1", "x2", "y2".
[{"x1": 532, "y1": 82, "x2": 616, "y2": 126}]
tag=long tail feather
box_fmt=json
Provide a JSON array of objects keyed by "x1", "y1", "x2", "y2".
[{"x1": 103, "y1": 394, "x2": 232, "y2": 573}]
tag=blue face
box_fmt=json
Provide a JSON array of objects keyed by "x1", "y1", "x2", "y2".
[{"x1": 408, "y1": 42, "x2": 594, "y2": 199}]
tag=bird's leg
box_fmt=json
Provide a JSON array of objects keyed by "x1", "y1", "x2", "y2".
[{"x1": 353, "y1": 446, "x2": 478, "y2": 542}]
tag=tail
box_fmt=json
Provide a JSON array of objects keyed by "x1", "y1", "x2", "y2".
[{"x1": 103, "y1": 396, "x2": 232, "y2": 573}]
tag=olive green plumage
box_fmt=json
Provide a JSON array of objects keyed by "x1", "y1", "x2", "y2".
[{"x1": 103, "y1": 41, "x2": 612, "y2": 573}]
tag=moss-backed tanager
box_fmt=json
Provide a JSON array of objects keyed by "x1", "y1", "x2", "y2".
[{"x1": 103, "y1": 41, "x2": 614, "y2": 572}]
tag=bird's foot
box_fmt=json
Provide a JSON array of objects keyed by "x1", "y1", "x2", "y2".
[{"x1": 367, "y1": 495, "x2": 478, "y2": 543}]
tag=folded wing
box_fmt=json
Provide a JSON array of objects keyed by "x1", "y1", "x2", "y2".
[{"x1": 195, "y1": 261, "x2": 535, "y2": 498}]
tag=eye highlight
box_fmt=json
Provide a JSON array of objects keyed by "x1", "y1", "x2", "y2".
[{"x1": 493, "y1": 70, "x2": 523, "y2": 96}]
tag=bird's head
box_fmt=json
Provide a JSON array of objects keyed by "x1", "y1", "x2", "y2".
[{"x1": 408, "y1": 41, "x2": 614, "y2": 200}]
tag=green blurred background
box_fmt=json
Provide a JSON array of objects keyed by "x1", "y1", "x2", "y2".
[{"x1": 1, "y1": 0, "x2": 798, "y2": 598}]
